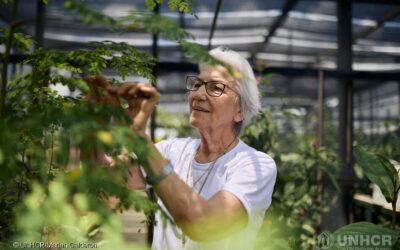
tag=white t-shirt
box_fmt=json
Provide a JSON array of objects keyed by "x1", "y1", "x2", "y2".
[{"x1": 147, "y1": 137, "x2": 277, "y2": 250}]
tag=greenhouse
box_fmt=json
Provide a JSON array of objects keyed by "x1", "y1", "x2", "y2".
[{"x1": 1, "y1": 0, "x2": 400, "y2": 249}]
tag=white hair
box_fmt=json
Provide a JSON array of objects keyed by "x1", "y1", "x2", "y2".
[{"x1": 199, "y1": 47, "x2": 261, "y2": 135}]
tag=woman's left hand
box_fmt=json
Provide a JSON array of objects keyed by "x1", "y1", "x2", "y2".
[{"x1": 107, "y1": 82, "x2": 160, "y2": 134}]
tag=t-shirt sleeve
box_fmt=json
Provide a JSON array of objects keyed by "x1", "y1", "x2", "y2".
[{"x1": 221, "y1": 153, "x2": 277, "y2": 226}]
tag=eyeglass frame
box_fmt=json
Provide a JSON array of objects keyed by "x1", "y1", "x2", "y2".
[{"x1": 185, "y1": 75, "x2": 239, "y2": 97}]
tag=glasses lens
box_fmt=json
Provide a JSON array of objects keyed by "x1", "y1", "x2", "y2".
[
  {"x1": 186, "y1": 76, "x2": 201, "y2": 90},
  {"x1": 206, "y1": 82, "x2": 225, "y2": 96}
]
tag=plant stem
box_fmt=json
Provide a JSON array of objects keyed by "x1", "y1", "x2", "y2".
[
  {"x1": 0, "y1": 0, "x2": 19, "y2": 124},
  {"x1": 393, "y1": 196, "x2": 397, "y2": 230},
  {"x1": 49, "y1": 132, "x2": 54, "y2": 174},
  {"x1": 18, "y1": 150, "x2": 25, "y2": 201}
]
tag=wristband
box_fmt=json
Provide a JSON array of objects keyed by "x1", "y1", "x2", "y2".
[{"x1": 145, "y1": 161, "x2": 173, "y2": 186}]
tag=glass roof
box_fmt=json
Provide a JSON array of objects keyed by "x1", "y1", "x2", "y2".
[
  {"x1": 1, "y1": 0, "x2": 399, "y2": 103},
  {"x1": 2, "y1": 0, "x2": 399, "y2": 69}
]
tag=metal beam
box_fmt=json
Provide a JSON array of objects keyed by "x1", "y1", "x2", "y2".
[
  {"x1": 305, "y1": 0, "x2": 400, "y2": 4},
  {"x1": 260, "y1": 66, "x2": 400, "y2": 81},
  {"x1": 208, "y1": 0, "x2": 223, "y2": 50},
  {"x1": 317, "y1": 6, "x2": 400, "y2": 62},
  {"x1": 353, "y1": 7, "x2": 400, "y2": 41},
  {"x1": 353, "y1": 0, "x2": 400, "y2": 3},
  {"x1": 250, "y1": 0, "x2": 299, "y2": 59}
]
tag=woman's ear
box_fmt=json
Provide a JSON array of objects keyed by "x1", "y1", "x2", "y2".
[{"x1": 233, "y1": 96, "x2": 244, "y2": 122}]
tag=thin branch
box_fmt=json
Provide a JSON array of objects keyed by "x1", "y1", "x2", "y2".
[
  {"x1": 207, "y1": 0, "x2": 222, "y2": 50},
  {"x1": 396, "y1": 184, "x2": 400, "y2": 194}
]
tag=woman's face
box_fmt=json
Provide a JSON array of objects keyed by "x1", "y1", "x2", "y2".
[{"x1": 188, "y1": 65, "x2": 243, "y2": 133}]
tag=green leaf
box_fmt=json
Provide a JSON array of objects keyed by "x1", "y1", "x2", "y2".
[
  {"x1": 377, "y1": 155, "x2": 400, "y2": 190},
  {"x1": 302, "y1": 223, "x2": 315, "y2": 234},
  {"x1": 354, "y1": 146, "x2": 395, "y2": 203},
  {"x1": 74, "y1": 193, "x2": 89, "y2": 211},
  {"x1": 377, "y1": 155, "x2": 398, "y2": 185},
  {"x1": 331, "y1": 222, "x2": 399, "y2": 249}
]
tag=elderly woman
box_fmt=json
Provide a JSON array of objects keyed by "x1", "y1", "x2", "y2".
[{"x1": 86, "y1": 47, "x2": 277, "y2": 250}]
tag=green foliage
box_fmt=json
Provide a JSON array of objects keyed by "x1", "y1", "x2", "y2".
[
  {"x1": 0, "y1": 27, "x2": 36, "y2": 52},
  {"x1": 240, "y1": 105, "x2": 339, "y2": 249},
  {"x1": 63, "y1": 0, "x2": 118, "y2": 31},
  {"x1": 118, "y1": 12, "x2": 194, "y2": 41},
  {"x1": 354, "y1": 120, "x2": 400, "y2": 165},
  {"x1": 145, "y1": 0, "x2": 198, "y2": 18},
  {"x1": 0, "y1": 0, "x2": 208, "y2": 248},
  {"x1": 64, "y1": 0, "x2": 195, "y2": 41},
  {"x1": 328, "y1": 148, "x2": 400, "y2": 249},
  {"x1": 241, "y1": 111, "x2": 277, "y2": 153},
  {"x1": 156, "y1": 109, "x2": 197, "y2": 139},
  {"x1": 261, "y1": 141, "x2": 338, "y2": 249},
  {"x1": 0, "y1": 77, "x2": 165, "y2": 247},
  {"x1": 62, "y1": 0, "x2": 228, "y2": 71},
  {"x1": 24, "y1": 41, "x2": 156, "y2": 83},
  {"x1": 354, "y1": 146, "x2": 398, "y2": 204},
  {"x1": 167, "y1": 0, "x2": 198, "y2": 18}
]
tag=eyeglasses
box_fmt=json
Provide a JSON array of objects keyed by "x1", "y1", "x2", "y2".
[{"x1": 185, "y1": 75, "x2": 238, "y2": 97}]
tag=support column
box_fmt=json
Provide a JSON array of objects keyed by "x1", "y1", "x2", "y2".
[
  {"x1": 337, "y1": 0, "x2": 357, "y2": 226},
  {"x1": 322, "y1": 0, "x2": 355, "y2": 232},
  {"x1": 337, "y1": 0, "x2": 354, "y2": 172},
  {"x1": 34, "y1": 0, "x2": 45, "y2": 49}
]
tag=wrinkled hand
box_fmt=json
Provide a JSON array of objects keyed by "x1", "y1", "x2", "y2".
[
  {"x1": 107, "y1": 81, "x2": 160, "y2": 133},
  {"x1": 83, "y1": 76, "x2": 160, "y2": 134},
  {"x1": 83, "y1": 76, "x2": 120, "y2": 106}
]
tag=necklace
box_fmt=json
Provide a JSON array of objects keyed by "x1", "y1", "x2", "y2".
[{"x1": 182, "y1": 136, "x2": 237, "y2": 246}]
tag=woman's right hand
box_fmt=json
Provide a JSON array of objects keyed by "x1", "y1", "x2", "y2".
[
  {"x1": 82, "y1": 76, "x2": 160, "y2": 136},
  {"x1": 83, "y1": 75, "x2": 121, "y2": 107},
  {"x1": 107, "y1": 82, "x2": 160, "y2": 134}
]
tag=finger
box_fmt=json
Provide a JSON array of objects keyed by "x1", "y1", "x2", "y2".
[
  {"x1": 106, "y1": 85, "x2": 119, "y2": 94},
  {"x1": 126, "y1": 84, "x2": 154, "y2": 98},
  {"x1": 84, "y1": 76, "x2": 100, "y2": 96},
  {"x1": 117, "y1": 83, "x2": 139, "y2": 97},
  {"x1": 138, "y1": 85, "x2": 160, "y2": 100},
  {"x1": 127, "y1": 87, "x2": 140, "y2": 97},
  {"x1": 84, "y1": 75, "x2": 110, "y2": 92},
  {"x1": 83, "y1": 75, "x2": 95, "y2": 84},
  {"x1": 94, "y1": 75, "x2": 110, "y2": 88},
  {"x1": 102, "y1": 91, "x2": 121, "y2": 106},
  {"x1": 83, "y1": 94, "x2": 97, "y2": 103}
]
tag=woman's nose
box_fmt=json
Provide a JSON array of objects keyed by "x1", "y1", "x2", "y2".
[{"x1": 192, "y1": 84, "x2": 208, "y2": 99}]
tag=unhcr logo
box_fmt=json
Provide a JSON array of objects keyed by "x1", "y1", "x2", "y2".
[
  {"x1": 336, "y1": 234, "x2": 392, "y2": 249},
  {"x1": 314, "y1": 231, "x2": 394, "y2": 250},
  {"x1": 314, "y1": 231, "x2": 334, "y2": 249}
]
